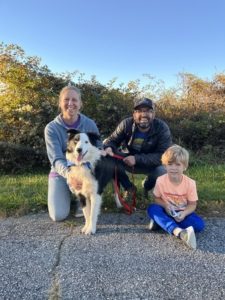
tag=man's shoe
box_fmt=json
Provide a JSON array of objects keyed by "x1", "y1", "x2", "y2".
[
  {"x1": 123, "y1": 185, "x2": 137, "y2": 203},
  {"x1": 138, "y1": 187, "x2": 149, "y2": 209},
  {"x1": 143, "y1": 187, "x2": 149, "y2": 199},
  {"x1": 114, "y1": 192, "x2": 123, "y2": 208},
  {"x1": 135, "y1": 187, "x2": 150, "y2": 210},
  {"x1": 148, "y1": 218, "x2": 159, "y2": 231},
  {"x1": 141, "y1": 179, "x2": 148, "y2": 197},
  {"x1": 179, "y1": 226, "x2": 197, "y2": 249}
]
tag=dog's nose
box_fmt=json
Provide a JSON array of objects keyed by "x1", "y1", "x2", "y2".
[{"x1": 76, "y1": 148, "x2": 82, "y2": 153}]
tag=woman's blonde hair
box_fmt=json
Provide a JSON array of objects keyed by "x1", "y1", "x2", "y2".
[
  {"x1": 59, "y1": 86, "x2": 81, "y2": 101},
  {"x1": 161, "y1": 145, "x2": 189, "y2": 168}
]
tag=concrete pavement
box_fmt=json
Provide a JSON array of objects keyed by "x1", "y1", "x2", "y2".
[{"x1": 0, "y1": 212, "x2": 225, "y2": 299}]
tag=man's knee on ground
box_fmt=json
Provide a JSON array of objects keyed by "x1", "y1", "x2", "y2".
[{"x1": 143, "y1": 165, "x2": 167, "y2": 190}]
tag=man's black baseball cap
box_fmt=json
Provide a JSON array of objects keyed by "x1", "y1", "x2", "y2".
[{"x1": 133, "y1": 98, "x2": 155, "y2": 110}]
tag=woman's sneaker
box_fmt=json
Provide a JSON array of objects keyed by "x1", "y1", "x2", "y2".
[
  {"x1": 148, "y1": 218, "x2": 159, "y2": 231},
  {"x1": 75, "y1": 204, "x2": 84, "y2": 218},
  {"x1": 179, "y1": 226, "x2": 197, "y2": 249}
]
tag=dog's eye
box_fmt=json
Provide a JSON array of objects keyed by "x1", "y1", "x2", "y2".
[{"x1": 85, "y1": 141, "x2": 89, "y2": 144}]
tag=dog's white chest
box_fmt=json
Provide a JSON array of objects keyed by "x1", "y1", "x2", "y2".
[{"x1": 68, "y1": 165, "x2": 97, "y2": 195}]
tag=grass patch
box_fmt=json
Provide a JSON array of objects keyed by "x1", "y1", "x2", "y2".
[
  {"x1": 0, "y1": 172, "x2": 48, "y2": 217},
  {"x1": 0, "y1": 163, "x2": 225, "y2": 218},
  {"x1": 186, "y1": 164, "x2": 225, "y2": 216}
]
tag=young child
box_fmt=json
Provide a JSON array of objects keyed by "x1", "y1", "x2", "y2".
[{"x1": 147, "y1": 145, "x2": 205, "y2": 249}]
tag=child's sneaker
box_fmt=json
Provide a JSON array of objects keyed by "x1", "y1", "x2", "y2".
[
  {"x1": 148, "y1": 218, "x2": 159, "y2": 231},
  {"x1": 179, "y1": 226, "x2": 197, "y2": 249}
]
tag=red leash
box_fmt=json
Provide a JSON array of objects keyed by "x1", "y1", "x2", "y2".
[
  {"x1": 112, "y1": 154, "x2": 136, "y2": 214},
  {"x1": 111, "y1": 153, "x2": 125, "y2": 160}
]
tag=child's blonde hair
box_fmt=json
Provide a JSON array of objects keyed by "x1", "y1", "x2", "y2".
[{"x1": 161, "y1": 145, "x2": 189, "y2": 169}]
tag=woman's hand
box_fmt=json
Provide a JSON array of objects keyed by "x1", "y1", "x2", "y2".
[
  {"x1": 100, "y1": 149, "x2": 107, "y2": 156},
  {"x1": 104, "y1": 147, "x2": 114, "y2": 156}
]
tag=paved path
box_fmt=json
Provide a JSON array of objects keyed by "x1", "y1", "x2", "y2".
[{"x1": 0, "y1": 212, "x2": 225, "y2": 300}]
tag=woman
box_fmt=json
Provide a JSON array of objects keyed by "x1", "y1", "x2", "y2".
[{"x1": 44, "y1": 86, "x2": 101, "y2": 221}]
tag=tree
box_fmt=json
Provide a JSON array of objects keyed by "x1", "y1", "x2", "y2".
[{"x1": 0, "y1": 43, "x2": 67, "y2": 170}]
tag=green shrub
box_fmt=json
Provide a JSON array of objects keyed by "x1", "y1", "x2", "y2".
[
  {"x1": 0, "y1": 142, "x2": 48, "y2": 173},
  {"x1": 1, "y1": 43, "x2": 225, "y2": 171}
]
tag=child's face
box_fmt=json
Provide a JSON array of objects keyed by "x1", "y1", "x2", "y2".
[{"x1": 165, "y1": 160, "x2": 186, "y2": 181}]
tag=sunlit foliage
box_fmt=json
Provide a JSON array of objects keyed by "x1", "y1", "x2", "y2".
[{"x1": 0, "y1": 43, "x2": 225, "y2": 171}]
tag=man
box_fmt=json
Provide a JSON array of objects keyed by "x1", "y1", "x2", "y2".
[{"x1": 104, "y1": 97, "x2": 172, "y2": 207}]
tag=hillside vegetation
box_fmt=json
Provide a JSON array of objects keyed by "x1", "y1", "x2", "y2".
[{"x1": 0, "y1": 43, "x2": 225, "y2": 172}]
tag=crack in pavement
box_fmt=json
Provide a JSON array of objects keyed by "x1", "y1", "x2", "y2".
[{"x1": 48, "y1": 225, "x2": 74, "y2": 300}]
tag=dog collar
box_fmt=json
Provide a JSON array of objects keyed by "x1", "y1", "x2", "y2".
[
  {"x1": 67, "y1": 160, "x2": 92, "y2": 170},
  {"x1": 81, "y1": 162, "x2": 92, "y2": 170}
]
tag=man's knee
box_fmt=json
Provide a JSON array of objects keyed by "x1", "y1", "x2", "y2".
[
  {"x1": 154, "y1": 165, "x2": 167, "y2": 177},
  {"x1": 143, "y1": 165, "x2": 166, "y2": 190}
]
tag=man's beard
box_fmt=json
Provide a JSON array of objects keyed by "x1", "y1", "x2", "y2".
[{"x1": 137, "y1": 120, "x2": 151, "y2": 129}]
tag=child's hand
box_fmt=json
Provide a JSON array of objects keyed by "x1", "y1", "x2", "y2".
[
  {"x1": 174, "y1": 211, "x2": 185, "y2": 222},
  {"x1": 165, "y1": 205, "x2": 172, "y2": 216}
]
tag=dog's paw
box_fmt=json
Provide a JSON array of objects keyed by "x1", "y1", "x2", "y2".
[
  {"x1": 84, "y1": 226, "x2": 96, "y2": 235},
  {"x1": 81, "y1": 225, "x2": 88, "y2": 234}
]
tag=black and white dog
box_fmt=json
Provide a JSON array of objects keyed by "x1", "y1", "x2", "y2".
[{"x1": 66, "y1": 129, "x2": 124, "y2": 235}]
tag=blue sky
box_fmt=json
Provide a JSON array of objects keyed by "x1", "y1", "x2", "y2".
[{"x1": 1, "y1": 0, "x2": 225, "y2": 88}]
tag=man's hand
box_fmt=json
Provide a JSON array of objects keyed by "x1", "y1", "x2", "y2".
[{"x1": 123, "y1": 155, "x2": 136, "y2": 167}]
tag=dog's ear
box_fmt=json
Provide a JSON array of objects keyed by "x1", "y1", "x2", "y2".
[
  {"x1": 67, "y1": 129, "x2": 80, "y2": 140},
  {"x1": 87, "y1": 132, "x2": 100, "y2": 146}
]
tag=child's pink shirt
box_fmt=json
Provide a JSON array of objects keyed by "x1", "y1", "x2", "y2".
[{"x1": 153, "y1": 174, "x2": 198, "y2": 211}]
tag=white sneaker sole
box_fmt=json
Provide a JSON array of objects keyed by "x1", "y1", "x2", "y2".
[
  {"x1": 114, "y1": 193, "x2": 123, "y2": 208},
  {"x1": 148, "y1": 218, "x2": 158, "y2": 231},
  {"x1": 75, "y1": 210, "x2": 84, "y2": 218},
  {"x1": 185, "y1": 226, "x2": 197, "y2": 249}
]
